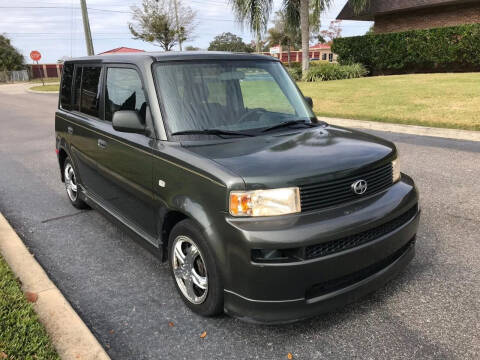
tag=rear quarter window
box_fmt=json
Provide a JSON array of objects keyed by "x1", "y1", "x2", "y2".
[
  {"x1": 60, "y1": 63, "x2": 74, "y2": 110},
  {"x1": 80, "y1": 66, "x2": 102, "y2": 118},
  {"x1": 73, "y1": 66, "x2": 82, "y2": 112}
]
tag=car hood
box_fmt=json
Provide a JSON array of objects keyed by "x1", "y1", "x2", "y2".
[{"x1": 181, "y1": 126, "x2": 396, "y2": 189}]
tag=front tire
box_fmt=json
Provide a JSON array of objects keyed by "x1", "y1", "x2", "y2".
[
  {"x1": 63, "y1": 157, "x2": 89, "y2": 209},
  {"x1": 168, "y1": 219, "x2": 223, "y2": 316}
]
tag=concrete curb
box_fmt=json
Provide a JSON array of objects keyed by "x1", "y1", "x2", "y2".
[
  {"x1": 319, "y1": 116, "x2": 480, "y2": 142},
  {"x1": 0, "y1": 213, "x2": 110, "y2": 360}
]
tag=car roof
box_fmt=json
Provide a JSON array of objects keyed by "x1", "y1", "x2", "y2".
[{"x1": 64, "y1": 51, "x2": 279, "y2": 65}]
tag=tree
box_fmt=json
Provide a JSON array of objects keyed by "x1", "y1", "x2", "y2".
[
  {"x1": 319, "y1": 20, "x2": 343, "y2": 44},
  {"x1": 249, "y1": 39, "x2": 269, "y2": 52},
  {"x1": 317, "y1": 34, "x2": 326, "y2": 43},
  {"x1": 228, "y1": 0, "x2": 369, "y2": 74},
  {"x1": 228, "y1": 0, "x2": 274, "y2": 53},
  {"x1": 0, "y1": 35, "x2": 24, "y2": 71},
  {"x1": 208, "y1": 33, "x2": 253, "y2": 53},
  {"x1": 185, "y1": 45, "x2": 200, "y2": 51},
  {"x1": 129, "y1": 0, "x2": 196, "y2": 51},
  {"x1": 266, "y1": 10, "x2": 301, "y2": 65}
]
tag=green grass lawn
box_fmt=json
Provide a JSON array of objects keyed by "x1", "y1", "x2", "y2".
[
  {"x1": 0, "y1": 256, "x2": 59, "y2": 359},
  {"x1": 30, "y1": 84, "x2": 59, "y2": 92},
  {"x1": 30, "y1": 77, "x2": 60, "y2": 84},
  {"x1": 298, "y1": 73, "x2": 480, "y2": 131}
]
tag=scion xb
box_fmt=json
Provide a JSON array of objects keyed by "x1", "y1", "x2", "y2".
[{"x1": 55, "y1": 52, "x2": 420, "y2": 323}]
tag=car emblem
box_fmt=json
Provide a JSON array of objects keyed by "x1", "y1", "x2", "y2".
[{"x1": 351, "y1": 180, "x2": 368, "y2": 195}]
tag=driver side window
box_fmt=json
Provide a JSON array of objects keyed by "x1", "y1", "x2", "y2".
[{"x1": 105, "y1": 67, "x2": 147, "y2": 123}]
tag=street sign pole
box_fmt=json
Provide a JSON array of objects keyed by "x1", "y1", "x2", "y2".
[
  {"x1": 37, "y1": 61, "x2": 44, "y2": 86},
  {"x1": 30, "y1": 51, "x2": 43, "y2": 85}
]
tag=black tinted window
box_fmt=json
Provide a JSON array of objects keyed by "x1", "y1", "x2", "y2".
[
  {"x1": 80, "y1": 66, "x2": 102, "y2": 117},
  {"x1": 60, "y1": 63, "x2": 73, "y2": 110},
  {"x1": 73, "y1": 66, "x2": 82, "y2": 111},
  {"x1": 105, "y1": 68, "x2": 146, "y2": 122}
]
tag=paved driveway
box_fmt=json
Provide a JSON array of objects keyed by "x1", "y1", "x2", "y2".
[{"x1": 0, "y1": 85, "x2": 479, "y2": 359}]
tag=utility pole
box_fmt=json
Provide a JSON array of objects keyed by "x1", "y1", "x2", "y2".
[
  {"x1": 80, "y1": 0, "x2": 95, "y2": 56},
  {"x1": 173, "y1": 0, "x2": 182, "y2": 51}
]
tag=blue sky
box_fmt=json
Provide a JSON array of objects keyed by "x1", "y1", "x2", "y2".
[{"x1": 1, "y1": 0, "x2": 372, "y2": 63}]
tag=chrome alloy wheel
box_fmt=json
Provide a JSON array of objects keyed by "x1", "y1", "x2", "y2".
[
  {"x1": 172, "y1": 235, "x2": 208, "y2": 304},
  {"x1": 64, "y1": 163, "x2": 78, "y2": 201}
]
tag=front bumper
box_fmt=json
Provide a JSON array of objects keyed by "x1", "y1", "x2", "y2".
[{"x1": 219, "y1": 175, "x2": 420, "y2": 324}]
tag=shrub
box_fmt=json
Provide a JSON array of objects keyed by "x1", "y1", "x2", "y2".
[
  {"x1": 286, "y1": 66, "x2": 302, "y2": 81},
  {"x1": 332, "y1": 23, "x2": 480, "y2": 74},
  {"x1": 303, "y1": 62, "x2": 368, "y2": 82}
]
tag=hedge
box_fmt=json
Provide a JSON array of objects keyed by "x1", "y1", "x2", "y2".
[{"x1": 332, "y1": 23, "x2": 480, "y2": 74}]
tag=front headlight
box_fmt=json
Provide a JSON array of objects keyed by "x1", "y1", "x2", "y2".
[
  {"x1": 229, "y1": 187, "x2": 301, "y2": 217},
  {"x1": 392, "y1": 158, "x2": 401, "y2": 183}
]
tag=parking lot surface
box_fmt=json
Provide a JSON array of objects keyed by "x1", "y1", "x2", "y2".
[{"x1": 0, "y1": 85, "x2": 478, "y2": 359}]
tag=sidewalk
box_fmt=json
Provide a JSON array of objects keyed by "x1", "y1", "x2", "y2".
[
  {"x1": 319, "y1": 116, "x2": 480, "y2": 142},
  {"x1": 0, "y1": 213, "x2": 110, "y2": 360}
]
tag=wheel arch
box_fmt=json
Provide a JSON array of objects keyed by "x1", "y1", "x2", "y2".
[
  {"x1": 58, "y1": 147, "x2": 69, "y2": 182},
  {"x1": 160, "y1": 210, "x2": 189, "y2": 261},
  {"x1": 159, "y1": 205, "x2": 226, "y2": 268}
]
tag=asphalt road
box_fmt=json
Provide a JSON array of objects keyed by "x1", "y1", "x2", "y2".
[{"x1": 0, "y1": 84, "x2": 479, "y2": 360}]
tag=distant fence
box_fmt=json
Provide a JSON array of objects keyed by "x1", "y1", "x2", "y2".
[
  {"x1": 0, "y1": 70, "x2": 30, "y2": 83},
  {"x1": 28, "y1": 63, "x2": 63, "y2": 79},
  {"x1": 0, "y1": 63, "x2": 64, "y2": 83}
]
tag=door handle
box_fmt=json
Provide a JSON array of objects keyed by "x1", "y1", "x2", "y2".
[
  {"x1": 67, "y1": 126, "x2": 73, "y2": 135},
  {"x1": 97, "y1": 139, "x2": 107, "y2": 149}
]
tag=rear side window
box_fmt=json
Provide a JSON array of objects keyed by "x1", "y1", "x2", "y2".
[
  {"x1": 60, "y1": 63, "x2": 73, "y2": 110},
  {"x1": 105, "y1": 68, "x2": 146, "y2": 122},
  {"x1": 73, "y1": 67, "x2": 82, "y2": 111},
  {"x1": 80, "y1": 66, "x2": 102, "y2": 117}
]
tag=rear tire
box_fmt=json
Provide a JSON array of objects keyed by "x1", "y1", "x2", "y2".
[
  {"x1": 63, "y1": 157, "x2": 89, "y2": 209},
  {"x1": 168, "y1": 219, "x2": 223, "y2": 316}
]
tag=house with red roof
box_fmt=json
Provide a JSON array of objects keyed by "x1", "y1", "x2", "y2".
[
  {"x1": 98, "y1": 47, "x2": 145, "y2": 55},
  {"x1": 265, "y1": 43, "x2": 337, "y2": 64}
]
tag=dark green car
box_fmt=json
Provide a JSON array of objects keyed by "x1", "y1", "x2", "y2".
[{"x1": 55, "y1": 52, "x2": 420, "y2": 323}]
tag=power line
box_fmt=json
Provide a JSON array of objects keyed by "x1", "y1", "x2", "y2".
[
  {"x1": 0, "y1": 5, "x2": 369, "y2": 25},
  {"x1": 0, "y1": 5, "x2": 130, "y2": 13}
]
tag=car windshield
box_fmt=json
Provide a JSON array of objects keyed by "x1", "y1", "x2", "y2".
[{"x1": 153, "y1": 60, "x2": 316, "y2": 136}]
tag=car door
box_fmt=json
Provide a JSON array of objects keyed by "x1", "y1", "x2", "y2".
[
  {"x1": 67, "y1": 64, "x2": 105, "y2": 193},
  {"x1": 92, "y1": 65, "x2": 156, "y2": 240}
]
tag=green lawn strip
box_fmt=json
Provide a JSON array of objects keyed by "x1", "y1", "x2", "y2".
[
  {"x1": 30, "y1": 78, "x2": 60, "y2": 84},
  {"x1": 30, "y1": 84, "x2": 59, "y2": 92},
  {"x1": 0, "y1": 255, "x2": 59, "y2": 360},
  {"x1": 298, "y1": 73, "x2": 480, "y2": 131}
]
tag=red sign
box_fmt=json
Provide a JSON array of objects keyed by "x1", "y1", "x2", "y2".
[{"x1": 30, "y1": 50, "x2": 42, "y2": 62}]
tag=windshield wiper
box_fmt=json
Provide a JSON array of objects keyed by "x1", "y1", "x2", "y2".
[
  {"x1": 262, "y1": 120, "x2": 319, "y2": 133},
  {"x1": 171, "y1": 129, "x2": 255, "y2": 137}
]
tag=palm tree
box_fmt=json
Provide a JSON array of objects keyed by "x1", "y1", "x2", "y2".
[
  {"x1": 228, "y1": 0, "x2": 274, "y2": 53},
  {"x1": 229, "y1": 0, "x2": 370, "y2": 72},
  {"x1": 266, "y1": 10, "x2": 301, "y2": 66}
]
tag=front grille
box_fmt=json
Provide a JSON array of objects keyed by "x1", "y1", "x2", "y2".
[
  {"x1": 300, "y1": 163, "x2": 393, "y2": 212},
  {"x1": 306, "y1": 238, "x2": 416, "y2": 300},
  {"x1": 305, "y1": 204, "x2": 418, "y2": 260}
]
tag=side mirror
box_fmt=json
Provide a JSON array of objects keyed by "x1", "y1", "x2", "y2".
[
  {"x1": 112, "y1": 110, "x2": 145, "y2": 134},
  {"x1": 304, "y1": 96, "x2": 313, "y2": 108}
]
